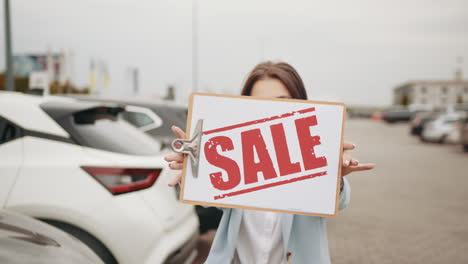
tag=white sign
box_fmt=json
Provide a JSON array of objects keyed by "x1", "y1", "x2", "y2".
[
  {"x1": 29, "y1": 71, "x2": 49, "y2": 95},
  {"x1": 180, "y1": 93, "x2": 345, "y2": 217}
]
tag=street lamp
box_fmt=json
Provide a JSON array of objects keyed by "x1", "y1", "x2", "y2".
[
  {"x1": 192, "y1": 0, "x2": 198, "y2": 93},
  {"x1": 4, "y1": 0, "x2": 14, "y2": 91}
]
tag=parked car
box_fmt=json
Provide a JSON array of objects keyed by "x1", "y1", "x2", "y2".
[
  {"x1": 454, "y1": 103, "x2": 468, "y2": 112},
  {"x1": 0, "y1": 91, "x2": 199, "y2": 264},
  {"x1": 67, "y1": 95, "x2": 223, "y2": 234},
  {"x1": 460, "y1": 114, "x2": 468, "y2": 152},
  {"x1": 445, "y1": 118, "x2": 464, "y2": 144},
  {"x1": 410, "y1": 111, "x2": 440, "y2": 136},
  {"x1": 382, "y1": 108, "x2": 414, "y2": 123},
  {"x1": 348, "y1": 109, "x2": 373, "y2": 119},
  {"x1": 421, "y1": 112, "x2": 466, "y2": 143},
  {"x1": 0, "y1": 209, "x2": 103, "y2": 264}
]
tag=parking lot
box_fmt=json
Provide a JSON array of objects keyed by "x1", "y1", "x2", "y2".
[{"x1": 328, "y1": 119, "x2": 468, "y2": 264}]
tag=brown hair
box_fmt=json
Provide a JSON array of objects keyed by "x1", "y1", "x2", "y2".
[{"x1": 241, "y1": 61, "x2": 308, "y2": 100}]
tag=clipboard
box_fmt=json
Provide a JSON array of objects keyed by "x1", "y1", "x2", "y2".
[{"x1": 172, "y1": 93, "x2": 346, "y2": 217}]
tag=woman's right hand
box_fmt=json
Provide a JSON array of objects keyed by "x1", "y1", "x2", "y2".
[{"x1": 164, "y1": 126, "x2": 187, "y2": 187}]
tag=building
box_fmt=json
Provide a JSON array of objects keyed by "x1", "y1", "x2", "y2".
[{"x1": 394, "y1": 69, "x2": 468, "y2": 108}]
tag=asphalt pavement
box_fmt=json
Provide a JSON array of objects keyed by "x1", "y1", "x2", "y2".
[
  {"x1": 195, "y1": 119, "x2": 468, "y2": 263},
  {"x1": 328, "y1": 119, "x2": 468, "y2": 264}
]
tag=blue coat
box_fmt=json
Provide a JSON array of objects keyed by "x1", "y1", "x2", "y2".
[{"x1": 204, "y1": 178, "x2": 351, "y2": 264}]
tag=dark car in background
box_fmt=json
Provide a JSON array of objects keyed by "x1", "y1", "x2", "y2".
[
  {"x1": 348, "y1": 109, "x2": 373, "y2": 119},
  {"x1": 454, "y1": 103, "x2": 468, "y2": 112},
  {"x1": 67, "y1": 95, "x2": 223, "y2": 234},
  {"x1": 382, "y1": 108, "x2": 414, "y2": 123},
  {"x1": 461, "y1": 114, "x2": 468, "y2": 152},
  {"x1": 0, "y1": 210, "x2": 103, "y2": 264}
]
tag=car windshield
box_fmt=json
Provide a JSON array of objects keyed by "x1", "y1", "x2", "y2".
[
  {"x1": 41, "y1": 101, "x2": 161, "y2": 156},
  {"x1": 118, "y1": 111, "x2": 154, "y2": 128},
  {"x1": 70, "y1": 108, "x2": 160, "y2": 155}
]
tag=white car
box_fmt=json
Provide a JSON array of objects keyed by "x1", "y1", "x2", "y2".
[
  {"x1": 0, "y1": 91, "x2": 199, "y2": 264},
  {"x1": 421, "y1": 112, "x2": 466, "y2": 143}
]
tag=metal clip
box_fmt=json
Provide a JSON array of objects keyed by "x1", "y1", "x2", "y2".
[{"x1": 171, "y1": 119, "x2": 203, "y2": 178}]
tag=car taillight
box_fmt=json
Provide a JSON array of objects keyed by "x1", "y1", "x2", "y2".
[{"x1": 81, "y1": 166, "x2": 161, "y2": 195}]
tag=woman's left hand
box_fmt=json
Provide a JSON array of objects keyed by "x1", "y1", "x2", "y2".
[{"x1": 341, "y1": 142, "x2": 375, "y2": 177}]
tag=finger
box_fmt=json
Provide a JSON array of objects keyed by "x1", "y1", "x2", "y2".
[
  {"x1": 168, "y1": 173, "x2": 182, "y2": 187},
  {"x1": 164, "y1": 152, "x2": 184, "y2": 163},
  {"x1": 343, "y1": 159, "x2": 350, "y2": 167},
  {"x1": 350, "y1": 159, "x2": 359, "y2": 166},
  {"x1": 343, "y1": 142, "x2": 356, "y2": 151},
  {"x1": 348, "y1": 163, "x2": 375, "y2": 172},
  {"x1": 169, "y1": 162, "x2": 184, "y2": 170},
  {"x1": 171, "y1": 126, "x2": 186, "y2": 139},
  {"x1": 342, "y1": 152, "x2": 351, "y2": 167}
]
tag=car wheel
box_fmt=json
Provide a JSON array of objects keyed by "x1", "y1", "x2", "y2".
[
  {"x1": 463, "y1": 145, "x2": 468, "y2": 152},
  {"x1": 40, "y1": 219, "x2": 118, "y2": 264},
  {"x1": 439, "y1": 135, "x2": 447, "y2": 144}
]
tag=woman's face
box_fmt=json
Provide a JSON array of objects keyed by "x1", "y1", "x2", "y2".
[{"x1": 250, "y1": 78, "x2": 292, "y2": 99}]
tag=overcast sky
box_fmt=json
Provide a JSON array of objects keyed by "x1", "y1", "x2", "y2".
[{"x1": 1, "y1": 0, "x2": 468, "y2": 105}]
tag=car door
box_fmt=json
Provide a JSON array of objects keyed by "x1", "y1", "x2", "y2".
[{"x1": 0, "y1": 117, "x2": 23, "y2": 207}]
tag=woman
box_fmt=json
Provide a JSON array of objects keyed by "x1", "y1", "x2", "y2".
[{"x1": 165, "y1": 61, "x2": 374, "y2": 264}]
